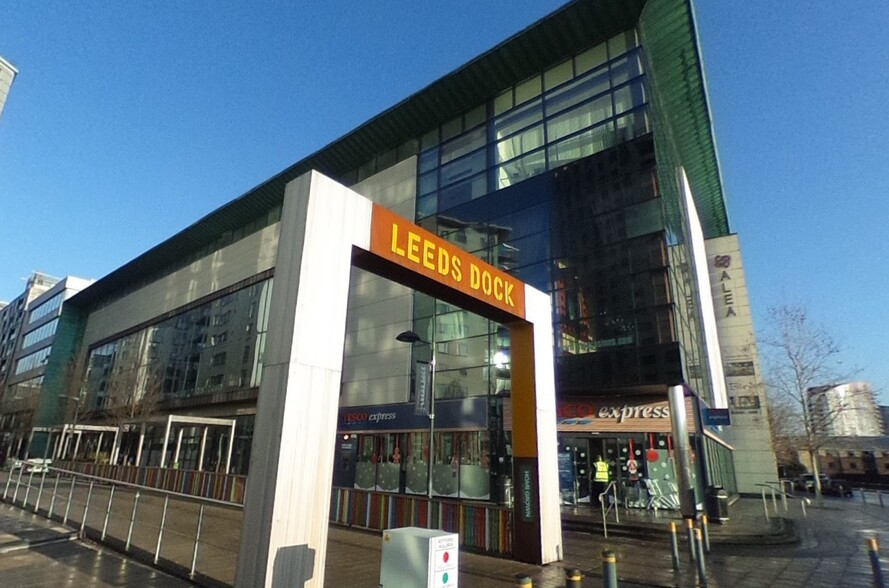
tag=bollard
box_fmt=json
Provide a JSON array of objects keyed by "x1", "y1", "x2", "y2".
[
  {"x1": 602, "y1": 550, "x2": 618, "y2": 588},
  {"x1": 868, "y1": 537, "x2": 885, "y2": 588},
  {"x1": 801, "y1": 498, "x2": 807, "y2": 518},
  {"x1": 685, "y1": 517, "x2": 697, "y2": 561},
  {"x1": 669, "y1": 521, "x2": 681, "y2": 570},
  {"x1": 514, "y1": 573, "x2": 532, "y2": 587},
  {"x1": 565, "y1": 568, "x2": 582, "y2": 588},
  {"x1": 694, "y1": 528, "x2": 708, "y2": 585},
  {"x1": 701, "y1": 514, "x2": 711, "y2": 554}
]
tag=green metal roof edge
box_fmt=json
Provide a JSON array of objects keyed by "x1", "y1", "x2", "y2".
[
  {"x1": 73, "y1": 0, "x2": 728, "y2": 310},
  {"x1": 639, "y1": 0, "x2": 729, "y2": 238}
]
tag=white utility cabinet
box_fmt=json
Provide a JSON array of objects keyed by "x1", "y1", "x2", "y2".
[{"x1": 379, "y1": 527, "x2": 459, "y2": 588}]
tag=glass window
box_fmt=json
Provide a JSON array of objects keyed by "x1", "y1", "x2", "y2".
[
  {"x1": 438, "y1": 174, "x2": 486, "y2": 211},
  {"x1": 418, "y1": 148, "x2": 438, "y2": 173},
  {"x1": 545, "y1": 67, "x2": 610, "y2": 117},
  {"x1": 610, "y1": 51, "x2": 643, "y2": 86},
  {"x1": 615, "y1": 108, "x2": 650, "y2": 142},
  {"x1": 22, "y1": 318, "x2": 59, "y2": 348},
  {"x1": 493, "y1": 98, "x2": 543, "y2": 140},
  {"x1": 544, "y1": 59, "x2": 573, "y2": 91},
  {"x1": 417, "y1": 193, "x2": 438, "y2": 219},
  {"x1": 607, "y1": 30, "x2": 635, "y2": 58},
  {"x1": 440, "y1": 126, "x2": 486, "y2": 165},
  {"x1": 494, "y1": 89, "x2": 513, "y2": 116},
  {"x1": 28, "y1": 293, "x2": 63, "y2": 324},
  {"x1": 441, "y1": 115, "x2": 463, "y2": 142},
  {"x1": 575, "y1": 43, "x2": 608, "y2": 75},
  {"x1": 421, "y1": 128, "x2": 439, "y2": 150},
  {"x1": 440, "y1": 150, "x2": 486, "y2": 188},
  {"x1": 495, "y1": 124, "x2": 544, "y2": 164},
  {"x1": 515, "y1": 74, "x2": 542, "y2": 105},
  {"x1": 547, "y1": 121, "x2": 614, "y2": 167},
  {"x1": 496, "y1": 149, "x2": 546, "y2": 189},
  {"x1": 547, "y1": 94, "x2": 613, "y2": 143},
  {"x1": 419, "y1": 171, "x2": 438, "y2": 196},
  {"x1": 613, "y1": 79, "x2": 646, "y2": 115},
  {"x1": 464, "y1": 105, "x2": 486, "y2": 130}
]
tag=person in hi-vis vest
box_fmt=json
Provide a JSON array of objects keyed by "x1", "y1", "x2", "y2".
[{"x1": 592, "y1": 455, "x2": 610, "y2": 504}]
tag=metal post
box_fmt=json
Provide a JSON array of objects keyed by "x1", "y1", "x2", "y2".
[
  {"x1": 669, "y1": 521, "x2": 681, "y2": 570},
  {"x1": 190, "y1": 504, "x2": 205, "y2": 576},
  {"x1": 668, "y1": 385, "x2": 696, "y2": 519},
  {"x1": 565, "y1": 568, "x2": 582, "y2": 588},
  {"x1": 135, "y1": 424, "x2": 146, "y2": 467},
  {"x1": 602, "y1": 550, "x2": 618, "y2": 588},
  {"x1": 155, "y1": 495, "x2": 170, "y2": 564},
  {"x1": 801, "y1": 498, "x2": 807, "y2": 518},
  {"x1": 80, "y1": 480, "x2": 94, "y2": 536},
  {"x1": 771, "y1": 487, "x2": 778, "y2": 513},
  {"x1": 173, "y1": 428, "x2": 184, "y2": 468},
  {"x1": 48, "y1": 474, "x2": 61, "y2": 518},
  {"x1": 686, "y1": 517, "x2": 696, "y2": 561},
  {"x1": 125, "y1": 491, "x2": 140, "y2": 551},
  {"x1": 12, "y1": 466, "x2": 24, "y2": 503},
  {"x1": 701, "y1": 514, "x2": 711, "y2": 554},
  {"x1": 101, "y1": 485, "x2": 115, "y2": 540},
  {"x1": 761, "y1": 488, "x2": 770, "y2": 522},
  {"x1": 197, "y1": 427, "x2": 208, "y2": 472},
  {"x1": 95, "y1": 432, "x2": 104, "y2": 463},
  {"x1": 72, "y1": 429, "x2": 82, "y2": 461},
  {"x1": 694, "y1": 528, "x2": 708, "y2": 585},
  {"x1": 782, "y1": 488, "x2": 788, "y2": 512},
  {"x1": 23, "y1": 470, "x2": 35, "y2": 506},
  {"x1": 159, "y1": 416, "x2": 172, "y2": 468},
  {"x1": 3, "y1": 465, "x2": 12, "y2": 499},
  {"x1": 224, "y1": 421, "x2": 235, "y2": 475},
  {"x1": 34, "y1": 469, "x2": 47, "y2": 513},
  {"x1": 63, "y1": 476, "x2": 76, "y2": 524},
  {"x1": 869, "y1": 537, "x2": 886, "y2": 588}
]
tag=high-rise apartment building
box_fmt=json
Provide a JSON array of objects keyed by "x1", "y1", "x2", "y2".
[
  {"x1": 808, "y1": 382, "x2": 882, "y2": 437},
  {"x1": 0, "y1": 55, "x2": 18, "y2": 122}
]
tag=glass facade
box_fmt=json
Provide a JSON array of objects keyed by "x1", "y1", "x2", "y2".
[
  {"x1": 21, "y1": 318, "x2": 59, "y2": 349},
  {"x1": 28, "y1": 292, "x2": 63, "y2": 324},
  {"x1": 84, "y1": 279, "x2": 272, "y2": 412}
]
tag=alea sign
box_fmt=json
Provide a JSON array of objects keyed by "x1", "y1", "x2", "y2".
[{"x1": 370, "y1": 205, "x2": 525, "y2": 318}]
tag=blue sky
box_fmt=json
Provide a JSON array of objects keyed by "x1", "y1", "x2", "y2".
[{"x1": 1, "y1": 2, "x2": 887, "y2": 399}]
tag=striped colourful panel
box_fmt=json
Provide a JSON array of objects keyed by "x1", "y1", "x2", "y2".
[{"x1": 328, "y1": 487, "x2": 513, "y2": 556}]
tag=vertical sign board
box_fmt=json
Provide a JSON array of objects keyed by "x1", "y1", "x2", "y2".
[
  {"x1": 430, "y1": 533, "x2": 459, "y2": 588},
  {"x1": 517, "y1": 462, "x2": 538, "y2": 523},
  {"x1": 415, "y1": 361, "x2": 431, "y2": 416}
]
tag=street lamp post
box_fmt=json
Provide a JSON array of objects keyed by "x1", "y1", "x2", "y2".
[{"x1": 396, "y1": 318, "x2": 436, "y2": 521}]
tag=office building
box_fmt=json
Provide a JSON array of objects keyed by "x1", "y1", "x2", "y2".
[
  {"x1": 29, "y1": 0, "x2": 779, "y2": 552},
  {"x1": 0, "y1": 273, "x2": 92, "y2": 459}
]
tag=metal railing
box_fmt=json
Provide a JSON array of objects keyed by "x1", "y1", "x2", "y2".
[
  {"x1": 756, "y1": 482, "x2": 809, "y2": 521},
  {"x1": 599, "y1": 480, "x2": 620, "y2": 538},
  {"x1": 2, "y1": 464, "x2": 241, "y2": 586}
]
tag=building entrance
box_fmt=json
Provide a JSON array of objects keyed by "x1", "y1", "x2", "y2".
[{"x1": 559, "y1": 433, "x2": 679, "y2": 509}]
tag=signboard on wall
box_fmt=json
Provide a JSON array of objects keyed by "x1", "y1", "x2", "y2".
[
  {"x1": 553, "y1": 396, "x2": 697, "y2": 433},
  {"x1": 339, "y1": 397, "x2": 487, "y2": 432}
]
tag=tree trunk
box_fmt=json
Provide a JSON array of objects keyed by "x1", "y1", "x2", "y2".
[{"x1": 810, "y1": 447, "x2": 824, "y2": 507}]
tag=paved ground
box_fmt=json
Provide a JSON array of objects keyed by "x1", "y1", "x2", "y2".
[{"x1": 3, "y1": 468, "x2": 889, "y2": 587}]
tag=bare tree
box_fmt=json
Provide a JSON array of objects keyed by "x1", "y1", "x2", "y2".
[{"x1": 760, "y1": 304, "x2": 856, "y2": 505}]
